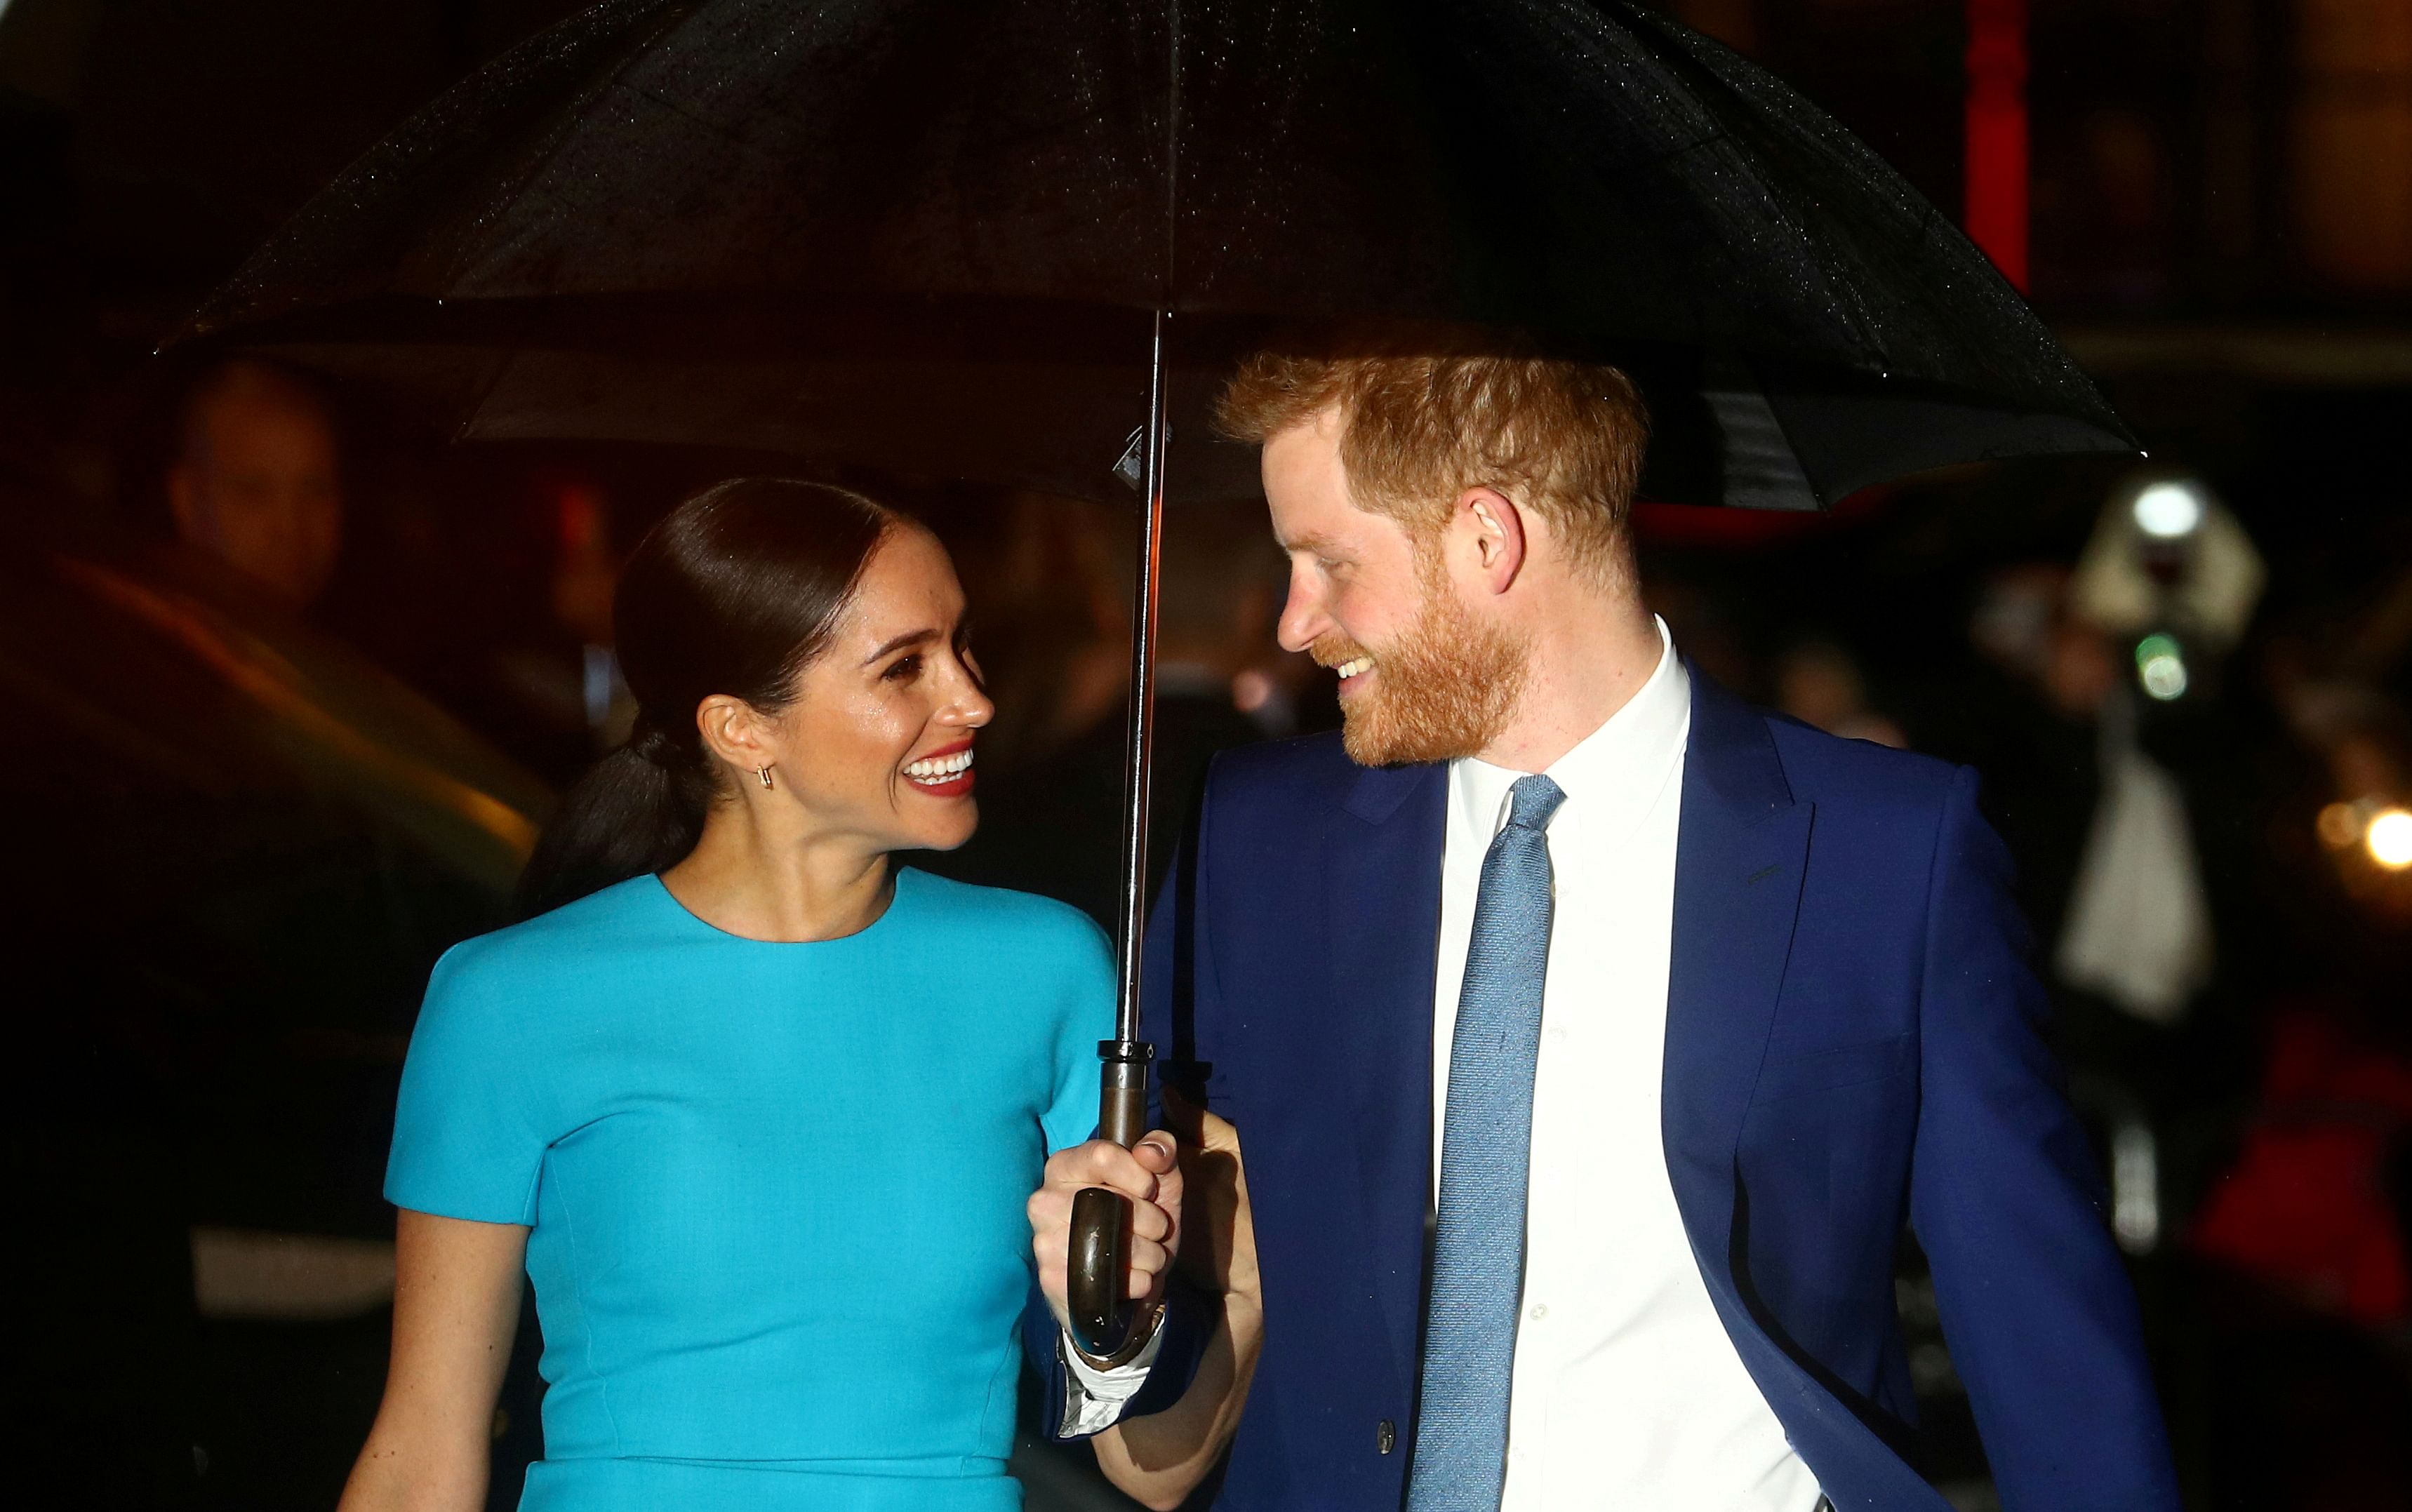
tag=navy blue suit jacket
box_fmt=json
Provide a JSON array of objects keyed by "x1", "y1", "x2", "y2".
[{"x1": 1077, "y1": 671, "x2": 2178, "y2": 1512}]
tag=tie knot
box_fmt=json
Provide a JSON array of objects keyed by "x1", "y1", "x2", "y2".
[{"x1": 1505, "y1": 773, "x2": 1565, "y2": 831}]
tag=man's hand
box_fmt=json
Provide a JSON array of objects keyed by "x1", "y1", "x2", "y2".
[
  {"x1": 1089, "y1": 1097, "x2": 1263, "y2": 1509},
  {"x1": 1031, "y1": 1131, "x2": 1185, "y2": 1328},
  {"x1": 1163, "y1": 1090, "x2": 1258, "y2": 1307}
]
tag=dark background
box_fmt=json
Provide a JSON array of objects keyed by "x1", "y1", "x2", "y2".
[{"x1": 3, "y1": 3, "x2": 2407, "y2": 1510}]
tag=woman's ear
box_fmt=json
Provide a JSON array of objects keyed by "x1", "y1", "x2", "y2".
[{"x1": 694, "y1": 695, "x2": 775, "y2": 776}]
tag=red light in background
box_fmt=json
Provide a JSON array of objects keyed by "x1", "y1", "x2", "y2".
[
  {"x1": 1965, "y1": 0, "x2": 2030, "y2": 291},
  {"x1": 1631, "y1": 484, "x2": 1896, "y2": 549},
  {"x1": 554, "y1": 482, "x2": 608, "y2": 555}
]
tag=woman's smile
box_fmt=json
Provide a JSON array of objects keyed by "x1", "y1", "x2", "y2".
[{"x1": 902, "y1": 737, "x2": 976, "y2": 797}]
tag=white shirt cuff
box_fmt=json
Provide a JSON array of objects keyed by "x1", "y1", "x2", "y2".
[{"x1": 1053, "y1": 1320, "x2": 1166, "y2": 1436}]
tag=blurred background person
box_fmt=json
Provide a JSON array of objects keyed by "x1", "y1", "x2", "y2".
[
  {"x1": 1772, "y1": 637, "x2": 1907, "y2": 747},
  {"x1": 0, "y1": 473, "x2": 553, "y2": 1510},
  {"x1": 481, "y1": 479, "x2": 639, "y2": 783},
  {"x1": 166, "y1": 357, "x2": 344, "y2": 610}
]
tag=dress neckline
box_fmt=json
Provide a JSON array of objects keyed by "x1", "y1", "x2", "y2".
[{"x1": 646, "y1": 865, "x2": 921, "y2": 948}]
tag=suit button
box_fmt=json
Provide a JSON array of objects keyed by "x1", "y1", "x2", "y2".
[{"x1": 1377, "y1": 1419, "x2": 1397, "y2": 1455}]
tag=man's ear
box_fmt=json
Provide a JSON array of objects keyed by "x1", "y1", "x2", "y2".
[
  {"x1": 695, "y1": 694, "x2": 775, "y2": 777},
  {"x1": 1455, "y1": 486, "x2": 1527, "y2": 596}
]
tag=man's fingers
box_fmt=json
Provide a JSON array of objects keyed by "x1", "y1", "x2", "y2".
[{"x1": 1133, "y1": 1131, "x2": 1178, "y2": 1172}]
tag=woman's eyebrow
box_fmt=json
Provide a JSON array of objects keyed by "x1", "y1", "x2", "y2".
[{"x1": 862, "y1": 627, "x2": 938, "y2": 664}]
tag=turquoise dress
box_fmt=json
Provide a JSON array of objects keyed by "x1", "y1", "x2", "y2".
[{"x1": 386, "y1": 868, "x2": 1112, "y2": 1512}]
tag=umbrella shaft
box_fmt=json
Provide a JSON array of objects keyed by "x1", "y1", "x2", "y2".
[{"x1": 1113, "y1": 311, "x2": 1171, "y2": 1046}]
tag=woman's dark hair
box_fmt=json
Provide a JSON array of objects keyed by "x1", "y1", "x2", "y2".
[{"x1": 517, "y1": 478, "x2": 895, "y2": 916}]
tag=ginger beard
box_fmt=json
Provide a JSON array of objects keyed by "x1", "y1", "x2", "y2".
[{"x1": 1318, "y1": 544, "x2": 1530, "y2": 767}]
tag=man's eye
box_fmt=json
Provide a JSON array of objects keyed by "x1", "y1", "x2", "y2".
[{"x1": 882, "y1": 655, "x2": 922, "y2": 683}]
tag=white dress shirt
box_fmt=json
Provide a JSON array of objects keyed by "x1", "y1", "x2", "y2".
[
  {"x1": 1437, "y1": 620, "x2": 1819, "y2": 1511},
  {"x1": 1069, "y1": 622, "x2": 1821, "y2": 1510}
]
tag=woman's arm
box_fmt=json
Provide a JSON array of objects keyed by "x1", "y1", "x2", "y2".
[
  {"x1": 1091, "y1": 1105, "x2": 1262, "y2": 1511},
  {"x1": 338, "y1": 1210, "x2": 529, "y2": 1512}
]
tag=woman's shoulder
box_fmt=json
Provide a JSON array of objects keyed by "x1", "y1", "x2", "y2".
[
  {"x1": 900, "y1": 869, "x2": 1112, "y2": 969},
  {"x1": 431, "y1": 875, "x2": 671, "y2": 997}
]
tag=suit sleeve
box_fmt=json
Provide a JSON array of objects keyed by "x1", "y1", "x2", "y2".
[{"x1": 1907, "y1": 765, "x2": 2180, "y2": 1512}]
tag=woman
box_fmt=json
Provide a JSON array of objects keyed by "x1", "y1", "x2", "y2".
[{"x1": 338, "y1": 479, "x2": 1178, "y2": 1512}]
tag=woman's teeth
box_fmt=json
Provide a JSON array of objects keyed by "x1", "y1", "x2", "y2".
[
  {"x1": 1334, "y1": 657, "x2": 1373, "y2": 681},
  {"x1": 904, "y1": 749, "x2": 974, "y2": 785}
]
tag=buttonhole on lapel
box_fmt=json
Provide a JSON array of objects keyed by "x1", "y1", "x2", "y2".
[{"x1": 1744, "y1": 863, "x2": 1785, "y2": 886}]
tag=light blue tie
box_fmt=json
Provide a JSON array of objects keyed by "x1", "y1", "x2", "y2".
[{"x1": 1408, "y1": 773, "x2": 1565, "y2": 1512}]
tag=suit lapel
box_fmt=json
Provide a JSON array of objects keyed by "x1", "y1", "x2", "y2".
[
  {"x1": 1664, "y1": 672, "x2": 1813, "y2": 1249},
  {"x1": 1326, "y1": 758, "x2": 1446, "y2": 1398},
  {"x1": 1663, "y1": 677, "x2": 1964, "y2": 1512}
]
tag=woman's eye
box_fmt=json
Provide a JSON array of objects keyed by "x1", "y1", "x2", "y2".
[{"x1": 882, "y1": 655, "x2": 922, "y2": 683}]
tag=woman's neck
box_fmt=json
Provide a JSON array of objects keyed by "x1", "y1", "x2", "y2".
[{"x1": 659, "y1": 802, "x2": 895, "y2": 944}]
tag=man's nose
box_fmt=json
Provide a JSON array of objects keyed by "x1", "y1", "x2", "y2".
[{"x1": 1276, "y1": 569, "x2": 1327, "y2": 654}]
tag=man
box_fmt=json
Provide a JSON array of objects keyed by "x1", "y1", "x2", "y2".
[
  {"x1": 167, "y1": 358, "x2": 344, "y2": 607},
  {"x1": 1030, "y1": 344, "x2": 2180, "y2": 1512}
]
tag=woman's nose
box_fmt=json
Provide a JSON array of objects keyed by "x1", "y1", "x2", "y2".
[{"x1": 939, "y1": 668, "x2": 994, "y2": 729}]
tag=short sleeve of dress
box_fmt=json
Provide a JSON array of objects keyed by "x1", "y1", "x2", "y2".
[
  {"x1": 385, "y1": 941, "x2": 550, "y2": 1225},
  {"x1": 1040, "y1": 914, "x2": 1119, "y2": 1156}
]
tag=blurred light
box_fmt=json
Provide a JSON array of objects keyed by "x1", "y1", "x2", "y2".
[
  {"x1": 1230, "y1": 668, "x2": 1273, "y2": 714},
  {"x1": 1963, "y1": 0, "x2": 2030, "y2": 290},
  {"x1": 582, "y1": 645, "x2": 618, "y2": 733},
  {"x1": 555, "y1": 483, "x2": 608, "y2": 552},
  {"x1": 2318, "y1": 801, "x2": 2364, "y2": 849},
  {"x1": 2131, "y1": 481, "x2": 2205, "y2": 540},
  {"x1": 2110, "y1": 1116, "x2": 2160, "y2": 1255},
  {"x1": 2139, "y1": 655, "x2": 2187, "y2": 700},
  {"x1": 2368, "y1": 809, "x2": 2412, "y2": 870},
  {"x1": 2134, "y1": 633, "x2": 2189, "y2": 701}
]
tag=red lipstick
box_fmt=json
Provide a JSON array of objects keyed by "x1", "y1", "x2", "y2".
[{"x1": 902, "y1": 738, "x2": 976, "y2": 798}]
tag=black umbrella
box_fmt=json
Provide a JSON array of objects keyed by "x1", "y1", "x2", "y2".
[{"x1": 182, "y1": 0, "x2": 2133, "y2": 1359}]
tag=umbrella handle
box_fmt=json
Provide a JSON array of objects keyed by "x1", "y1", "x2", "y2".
[{"x1": 1066, "y1": 1041, "x2": 1153, "y2": 1363}]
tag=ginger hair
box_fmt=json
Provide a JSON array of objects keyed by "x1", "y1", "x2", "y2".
[{"x1": 1213, "y1": 337, "x2": 1651, "y2": 580}]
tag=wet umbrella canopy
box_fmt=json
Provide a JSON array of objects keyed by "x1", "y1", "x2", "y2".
[
  {"x1": 187, "y1": 0, "x2": 2129, "y2": 510},
  {"x1": 183, "y1": 0, "x2": 2134, "y2": 1358}
]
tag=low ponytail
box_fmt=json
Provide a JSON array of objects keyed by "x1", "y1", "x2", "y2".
[
  {"x1": 514, "y1": 729, "x2": 712, "y2": 918},
  {"x1": 514, "y1": 479, "x2": 894, "y2": 916}
]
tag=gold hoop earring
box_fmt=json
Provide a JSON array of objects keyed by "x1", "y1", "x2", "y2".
[{"x1": 756, "y1": 764, "x2": 774, "y2": 790}]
